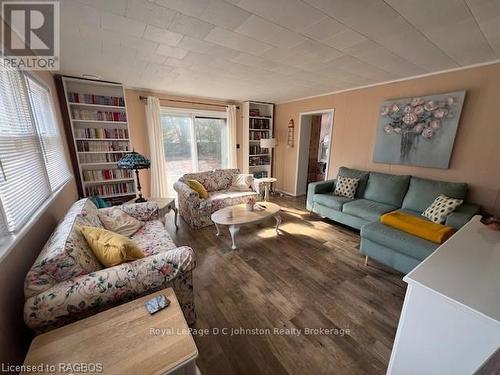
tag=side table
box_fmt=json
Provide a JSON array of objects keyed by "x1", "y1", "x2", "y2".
[
  {"x1": 255, "y1": 177, "x2": 277, "y2": 201},
  {"x1": 22, "y1": 288, "x2": 199, "y2": 375},
  {"x1": 128, "y1": 197, "x2": 178, "y2": 229}
]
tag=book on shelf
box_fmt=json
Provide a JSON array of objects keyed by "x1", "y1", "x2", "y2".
[
  {"x1": 68, "y1": 92, "x2": 125, "y2": 106},
  {"x1": 76, "y1": 140, "x2": 130, "y2": 152},
  {"x1": 82, "y1": 168, "x2": 133, "y2": 181},
  {"x1": 79, "y1": 152, "x2": 127, "y2": 164},
  {"x1": 74, "y1": 127, "x2": 128, "y2": 139},
  {"x1": 85, "y1": 181, "x2": 135, "y2": 197},
  {"x1": 71, "y1": 109, "x2": 127, "y2": 122},
  {"x1": 249, "y1": 118, "x2": 270, "y2": 129},
  {"x1": 249, "y1": 131, "x2": 270, "y2": 141},
  {"x1": 253, "y1": 171, "x2": 269, "y2": 178}
]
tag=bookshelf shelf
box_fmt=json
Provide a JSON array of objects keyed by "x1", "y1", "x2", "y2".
[
  {"x1": 78, "y1": 151, "x2": 129, "y2": 154},
  {"x1": 69, "y1": 102, "x2": 126, "y2": 110},
  {"x1": 72, "y1": 120, "x2": 128, "y2": 124},
  {"x1": 243, "y1": 101, "x2": 274, "y2": 179},
  {"x1": 59, "y1": 76, "x2": 136, "y2": 206},
  {"x1": 84, "y1": 178, "x2": 134, "y2": 185},
  {"x1": 74, "y1": 138, "x2": 130, "y2": 141}
]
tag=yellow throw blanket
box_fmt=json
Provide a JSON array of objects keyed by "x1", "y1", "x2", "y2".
[{"x1": 381, "y1": 211, "x2": 455, "y2": 244}]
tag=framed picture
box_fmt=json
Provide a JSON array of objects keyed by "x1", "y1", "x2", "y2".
[{"x1": 373, "y1": 90, "x2": 466, "y2": 169}]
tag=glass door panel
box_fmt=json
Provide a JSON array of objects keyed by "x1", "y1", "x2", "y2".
[
  {"x1": 161, "y1": 114, "x2": 194, "y2": 196},
  {"x1": 194, "y1": 117, "x2": 228, "y2": 171}
]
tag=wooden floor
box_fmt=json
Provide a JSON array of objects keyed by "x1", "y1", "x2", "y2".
[{"x1": 167, "y1": 196, "x2": 406, "y2": 375}]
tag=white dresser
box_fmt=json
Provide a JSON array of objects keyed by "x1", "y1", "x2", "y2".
[{"x1": 387, "y1": 215, "x2": 500, "y2": 375}]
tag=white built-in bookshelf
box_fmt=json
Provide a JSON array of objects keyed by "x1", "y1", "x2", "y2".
[
  {"x1": 242, "y1": 101, "x2": 274, "y2": 178},
  {"x1": 60, "y1": 76, "x2": 136, "y2": 205}
]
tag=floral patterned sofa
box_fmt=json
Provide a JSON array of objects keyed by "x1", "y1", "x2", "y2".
[
  {"x1": 173, "y1": 169, "x2": 261, "y2": 229},
  {"x1": 24, "y1": 198, "x2": 196, "y2": 332}
]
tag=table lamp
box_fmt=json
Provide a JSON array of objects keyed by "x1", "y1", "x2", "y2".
[
  {"x1": 260, "y1": 138, "x2": 276, "y2": 149},
  {"x1": 117, "y1": 151, "x2": 151, "y2": 203}
]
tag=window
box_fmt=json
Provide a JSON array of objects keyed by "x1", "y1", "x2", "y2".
[
  {"x1": 160, "y1": 109, "x2": 228, "y2": 196},
  {"x1": 0, "y1": 64, "x2": 71, "y2": 234}
]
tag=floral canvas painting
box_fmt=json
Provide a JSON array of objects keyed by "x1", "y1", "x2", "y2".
[{"x1": 373, "y1": 91, "x2": 466, "y2": 169}]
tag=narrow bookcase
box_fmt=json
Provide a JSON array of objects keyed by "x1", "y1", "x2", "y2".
[
  {"x1": 242, "y1": 101, "x2": 274, "y2": 178},
  {"x1": 57, "y1": 76, "x2": 136, "y2": 205}
]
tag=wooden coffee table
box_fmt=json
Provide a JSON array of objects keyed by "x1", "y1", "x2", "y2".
[
  {"x1": 211, "y1": 202, "x2": 282, "y2": 250},
  {"x1": 22, "y1": 288, "x2": 198, "y2": 375}
]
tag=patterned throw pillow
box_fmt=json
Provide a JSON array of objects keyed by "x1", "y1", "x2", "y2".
[
  {"x1": 422, "y1": 194, "x2": 463, "y2": 224},
  {"x1": 334, "y1": 176, "x2": 360, "y2": 199}
]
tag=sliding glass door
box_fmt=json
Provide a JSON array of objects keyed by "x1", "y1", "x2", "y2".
[{"x1": 160, "y1": 109, "x2": 228, "y2": 196}]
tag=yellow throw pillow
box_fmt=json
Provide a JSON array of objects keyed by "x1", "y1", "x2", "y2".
[
  {"x1": 79, "y1": 226, "x2": 145, "y2": 267},
  {"x1": 187, "y1": 179, "x2": 208, "y2": 199}
]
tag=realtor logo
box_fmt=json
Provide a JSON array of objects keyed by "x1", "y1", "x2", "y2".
[{"x1": 1, "y1": 1, "x2": 60, "y2": 70}]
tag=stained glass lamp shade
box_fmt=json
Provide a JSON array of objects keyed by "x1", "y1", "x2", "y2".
[{"x1": 117, "y1": 151, "x2": 151, "y2": 203}]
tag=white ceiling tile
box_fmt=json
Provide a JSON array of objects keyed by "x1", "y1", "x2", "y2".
[
  {"x1": 426, "y1": 18, "x2": 497, "y2": 64},
  {"x1": 77, "y1": 0, "x2": 128, "y2": 16},
  {"x1": 344, "y1": 40, "x2": 426, "y2": 76},
  {"x1": 379, "y1": 30, "x2": 458, "y2": 71},
  {"x1": 199, "y1": 0, "x2": 252, "y2": 30},
  {"x1": 237, "y1": 0, "x2": 325, "y2": 31},
  {"x1": 168, "y1": 13, "x2": 215, "y2": 39},
  {"x1": 137, "y1": 53, "x2": 167, "y2": 65},
  {"x1": 387, "y1": 0, "x2": 496, "y2": 64},
  {"x1": 154, "y1": 0, "x2": 209, "y2": 17},
  {"x1": 176, "y1": 36, "x2": 214, "y2": 53},
  {"x1": 322, "y1": 29, "x2": 367, "y2": 50},
  {"x1": 231, "y1": 53, "x2": 280, "y2": 70},
  {"x1": 235, "y1": 15, "x2": 307, "y2": 49},
  {"x1": 464, "y1": 0, "x2": 500, "y2": 55},
  {"x1": 101, "y1": 12, "x2": 146, "y2": 37},
  {"x1": 143, "y1": 25, "x2": 183, "y2": 45},
  {"x1": 60, "y1": 1, "x2": 101, "y2": 26},
  {"x1": 156, "y1": 44, "x2": 189, "y2": 59},
  {"x1": 125, "y1": 0, "x2": 176, "y2": 28},
  {"x1": 301, "y1": 17, "x2": 345, "y2": 41},
  {"x1": 204, "y1": 27, "x2": 273, "y2": 55},
  {"x1": 204, "y1": 44, "x2": 241, "y2": 60}
]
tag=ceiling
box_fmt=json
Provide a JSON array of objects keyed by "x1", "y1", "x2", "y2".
[{"x1": 59, "y1": 0, "x2": 500, "y2": 103}]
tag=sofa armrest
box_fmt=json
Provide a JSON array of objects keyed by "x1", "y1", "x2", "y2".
[
  {"x1": 174, "y1": 181, "x2": 201, "y2": 203},
  {"x1": 306, "y1": 179, "x2": 336, "y2": 211},
  {"x1": 445, "y1": 203, "x2": 480, "y2": 229},
  {"x1": 24, "y1": 246, "x2": 195, "y2": 331}
]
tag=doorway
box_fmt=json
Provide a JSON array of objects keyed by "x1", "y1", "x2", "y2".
[{"x1": 295, "y1": 109, "x2": 334, "y2": 196}]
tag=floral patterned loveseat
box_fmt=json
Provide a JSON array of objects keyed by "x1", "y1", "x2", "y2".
[
  {"x1": 173, "y1": 169, "x2": 261, "y2": 229},
  {"x1": 24, "y1": 198, "x2": 196, "y2": 332}
]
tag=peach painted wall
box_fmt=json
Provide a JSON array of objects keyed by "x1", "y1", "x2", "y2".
[
  {"x1": 275, "y1": 62, "x2": 500, "y2": 216},
  {"x1": 125, "y1": 89, "x2": 243, "y2": 197},
  {"x1": 0, "y1": 70, "x2": 79, "y2": 366}
]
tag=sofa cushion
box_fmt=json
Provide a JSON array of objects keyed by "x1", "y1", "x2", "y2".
[
  {"x1": 213, "y1": 169, "x2": 240, "y2": 191},
  {"x1": 24, "y1": 199, "x2": 104, "y2": 299},
  {"x1": 402, "y1": 176, "x2": 467, "y2": 213},
  {"x1": 131, "y1": 220, "x2": 178, "y2": 256},
  {"x1": 180, "y1": 170, "x2": 217, "y2": 191},
  {"x1": 342, "y1": 199, "x2": 397, "y2": 222},
  {"x1": 338, "y1": 166, "x2": 370, "y2": 197},
  {"x1": 361, "y1": 221, "x2": 439, "y2": 261},
  {"x1": 313, "y1": 193, "x2": 354, "y2": 211},
  {"x1": 363, "y1": 172, "x2": 410, "y2": 207}
]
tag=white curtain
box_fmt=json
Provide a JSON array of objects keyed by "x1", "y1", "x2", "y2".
[
  {"x1": 227, "y1": 104, "x2": 238, "y2": 168},
  {"x1": 146, "y1": 96, "x2": 168, "y2": 197}
]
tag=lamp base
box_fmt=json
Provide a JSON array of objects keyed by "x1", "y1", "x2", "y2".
[{"x1": 135, "y1": 196, "x2": 147, "y2": 203}]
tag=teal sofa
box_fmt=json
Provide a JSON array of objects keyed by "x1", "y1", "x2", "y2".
[{"x1": 307, "y1": 167, "x2": 480, "y2": 274}]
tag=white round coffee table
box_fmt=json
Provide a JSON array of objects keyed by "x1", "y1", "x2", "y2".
[{"x1": 211, "y1": 202, "x2": 282, "y2": 250}]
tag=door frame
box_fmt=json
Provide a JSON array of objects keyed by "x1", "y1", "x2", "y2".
[{"x1": 294, "y1": 108, "x2": 335, "y2": 196}]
